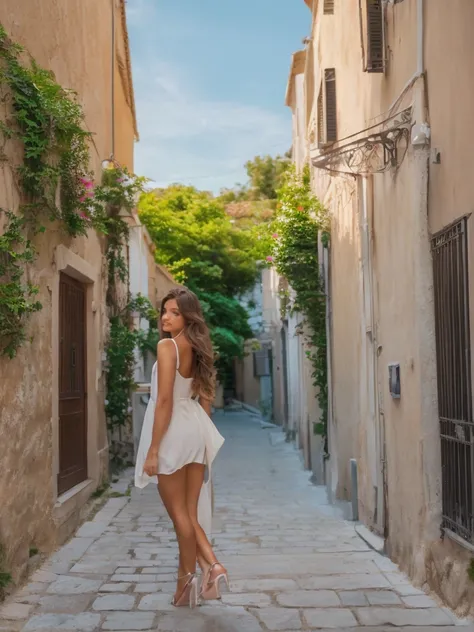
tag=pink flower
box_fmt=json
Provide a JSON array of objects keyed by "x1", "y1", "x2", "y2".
[
  {"x1": 79, "y1": 196, "x2": 86, "y2": 203},
  {"x1": 80, "y1": 178, "x2": 94, "y2": 188},
  {"x1": 266, "y1": 256, "x2": 274, "y2": 263},
  {"x1": 272, "y1": 233, "x2": 278, "y2": 239},
  {"x1": 80, "y1": 212, "x2": 89, "y2": 219}
]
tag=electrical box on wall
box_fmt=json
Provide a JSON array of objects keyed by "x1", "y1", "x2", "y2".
[{"x1": 388, "y1": 363, "x2": 401, "y2": 399}]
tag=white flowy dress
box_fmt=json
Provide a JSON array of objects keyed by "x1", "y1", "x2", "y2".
[{"x1": 134, "y1": 338, "x2": 225, "y2": 536}]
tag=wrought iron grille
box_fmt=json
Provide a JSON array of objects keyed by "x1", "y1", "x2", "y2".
[{"x1": 432, "y1": 217, "x2": 474, "y2": 543}]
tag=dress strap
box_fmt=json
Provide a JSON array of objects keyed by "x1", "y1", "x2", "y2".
[{"x1": 170, "y1": 337, "x2": 180, "y2": 370}]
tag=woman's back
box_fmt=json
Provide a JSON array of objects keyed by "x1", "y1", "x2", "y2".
[
  {"x1": 151, "y1": 338, "x2": 193, "y2": 401},
  {"x1": 173, "y1": 336, "x2": 194, "y2": 380}
]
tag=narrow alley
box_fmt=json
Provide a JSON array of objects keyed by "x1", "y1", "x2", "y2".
[{"x1": 1, "y1": 412, "x2": 471, "y2": 632}]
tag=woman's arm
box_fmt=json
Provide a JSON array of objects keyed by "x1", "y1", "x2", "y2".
[
  {"x1": 200, "y1": 397, "x2": 212, "y2": 418},
  {"x1": 143, "y1": 341, "x2": 176, "y2": 476}
]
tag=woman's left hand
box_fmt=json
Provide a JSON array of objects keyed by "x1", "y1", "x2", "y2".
[{"x1": 143, "y1": 448, "x2": 159, "y2": 477}]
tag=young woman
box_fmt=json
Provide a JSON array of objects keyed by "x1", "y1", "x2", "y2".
[{"x1": 134, "y1": 288, "x2": 228, "y2": 608}]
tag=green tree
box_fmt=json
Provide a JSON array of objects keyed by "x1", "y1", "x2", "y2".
[
  {"x1": 220, "y1": 153, "x2": 290, "y2": 204},
  {"x1": 245, "y1": 153, "x2": 291, "y2": 200},
  {"x1": 218, "y1": 154, "x2": 291, "y2": 265},
  {"x1": 138, "y1": 185, "x2": 258, "y2": 376}
]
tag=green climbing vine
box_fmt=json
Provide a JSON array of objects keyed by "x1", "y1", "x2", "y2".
[
  {"x1": 105, "y1": 293, "x2": 159, "y2": 432},
  {"x1": 0, "y1": 212, "x2": 42, "y2": 357},
  {"x1": 0, "y1": 542, "x2": 12, "y2": 601},
  {"x1": 94, "y1": 168, "x2": 159, "y2": 435},
  {"x1": 0, "y1": 24, "x2": 152, "y2": 367},
  {"x1": 0, "y1": 23, "x2": 106, "y2": 356},
  {"x1": 0, "y1": 23, "x2": 102, "y2": 234},
  {"x1": 270, "y1": 165, "x2": 330, "y2": 445}
]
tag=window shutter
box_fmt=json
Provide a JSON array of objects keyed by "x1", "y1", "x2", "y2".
[
  {"x1": 317, "y1": 85, "x2": 324, "y2": 147},
  {"x1": 324, "y1": 69, "x2": 337, "y2": 142},
  {"x1": 366, "y1": 0, "x2": 384, "y2": 73},
  {"x1": 323, "y1": 0, "x2": 335, "y2": 14}
]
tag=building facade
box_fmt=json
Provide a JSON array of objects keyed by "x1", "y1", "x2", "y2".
[
  {"x1": 291, "y1": 0, "x2": 474, "y2": 615},
  {"x1": 0, "y1": 0, "x2": 137, "y2": 581}
]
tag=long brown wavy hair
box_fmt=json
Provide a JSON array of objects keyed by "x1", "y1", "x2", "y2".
[{"x1": 160, "y1": 287, "x2": 216, "y2": 400}]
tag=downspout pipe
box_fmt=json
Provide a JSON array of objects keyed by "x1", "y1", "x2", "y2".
[
  {"x1": 111, "y1": 0, "x2": 116, "y2": 159},
  {"x1": 417, "y1": 0, "x2": 424, "y2": 75}
]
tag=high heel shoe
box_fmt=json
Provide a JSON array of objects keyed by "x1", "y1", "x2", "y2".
[
  {"x1": 172, "y1": 572, "x2": 198, "y2": 608},
  {"x1": 199, "y1": 562, "x2": 229, "y2": 601}
]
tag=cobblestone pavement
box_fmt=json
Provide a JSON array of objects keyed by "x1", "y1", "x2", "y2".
[{"x1": 2, "y1": 410, "x2": 473, "y2": 631}]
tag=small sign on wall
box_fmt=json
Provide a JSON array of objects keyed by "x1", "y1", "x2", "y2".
[{"x1": 388, "y1": 363, "x2": 401, "y2": 399}]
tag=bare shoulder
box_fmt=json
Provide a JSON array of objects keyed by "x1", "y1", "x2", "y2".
[
  {"x1": 158, "y1": 338, "x2": 175, "y2": 348},
  {"x1": 157, "y1": 339, "x2": 177, "y2": 362}
]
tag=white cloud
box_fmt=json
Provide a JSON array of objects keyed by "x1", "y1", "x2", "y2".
[{"x1": 132, "y1": 60, "x2": 291, "y2": 193}]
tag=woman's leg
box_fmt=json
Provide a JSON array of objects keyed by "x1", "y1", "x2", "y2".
[
  {"x1": 185, "y1": 463, "x2": 226, "y2": 583},
  {"x1": 185, "y1": 464, "x2": 216, "y2": 569},
  {"x1": 158, "y1": 468, "x2": 196, "y2": 599}
]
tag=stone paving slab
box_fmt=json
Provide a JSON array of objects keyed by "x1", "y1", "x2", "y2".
[{"x1": 1, "y1": 411, "x2": 473, "y2": 631}]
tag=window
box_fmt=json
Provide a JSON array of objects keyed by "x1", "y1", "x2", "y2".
[
  {"x1": 432, "y1": 218, "x2": 474, "y2": 545},
  {"x1": 323, "y1": 0, "x2": 335, "y2": 14},
  {"x1": 366, "y1": 0, "x2": 384, "y2": 73}
]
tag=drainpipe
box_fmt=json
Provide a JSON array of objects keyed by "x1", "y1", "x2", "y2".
[
  {"x1": 417, "y1": 0, "x2": 424, "y2": 75},
  {"x1": 412, "y1": 0, "x2": 442, "y2": 549},
  {"x1": 111, "y1": 0, "x2": 116, "y2": 159}
]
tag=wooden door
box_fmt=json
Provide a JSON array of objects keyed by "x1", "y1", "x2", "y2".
[{"x1": 58, "y1": 273, "x2": 87, "y2": 495}]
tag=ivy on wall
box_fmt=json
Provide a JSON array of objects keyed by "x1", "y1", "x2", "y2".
[
  {"x1": 0, "y1": 24, "x2": 104, "y2": 357},
  {"x1": 105, "y1": 293, "x2": 159, "y2": 433},
  {"x1": 0, "y1": 25, "x2": 153, "y2": 354},
  {"x1": 271, "y1": 165, "x2": 330, "y2": 446},
  {"x1": 0, "y1": 212, "x2": 42, "y2": 357},
  {"x1": 0, "y1": 24, "x2": 159, "y2": 440}
]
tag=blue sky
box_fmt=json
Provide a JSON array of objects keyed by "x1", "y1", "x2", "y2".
[{"x1": 126, "y1": 0, "x2": 310, "y2": 193}]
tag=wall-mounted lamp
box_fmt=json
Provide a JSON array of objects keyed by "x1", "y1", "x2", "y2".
[{"x1": 102, "y1": 157, "x2": 118, "y2": 171}]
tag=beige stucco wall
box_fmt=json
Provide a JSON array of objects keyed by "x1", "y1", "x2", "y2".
[
  {"x1": 301, "y1": 0, "x2": 474, "y2": 615},
  {"x1": 0, "y1": 0, "x2": 136, "y2": 580},
  {"x1": 323, "y1": 179, "x2": 363, "y2": 501}
]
